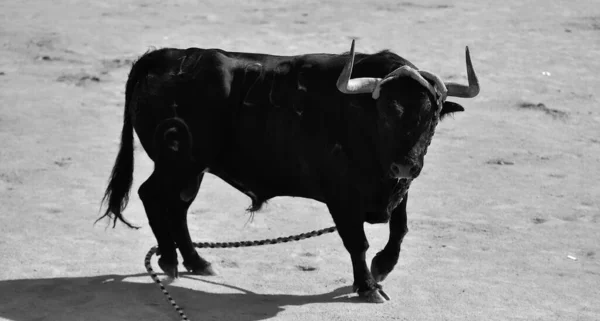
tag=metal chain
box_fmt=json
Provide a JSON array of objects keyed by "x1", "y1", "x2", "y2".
[
  {"x1": 144, "y1": 226, "x2": 338, "y2": 321},
  {"x1": 145, "y1": 246, "x2": 190, "y2": 320}
]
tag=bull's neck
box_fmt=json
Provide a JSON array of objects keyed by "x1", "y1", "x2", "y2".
[{"x1": 332, "y1": 96, "x2": 387, "y2": 182}]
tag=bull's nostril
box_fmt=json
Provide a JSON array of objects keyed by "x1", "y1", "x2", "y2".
[{"x1": 390, "y1": 163, "x2": 412, "y2": 179}]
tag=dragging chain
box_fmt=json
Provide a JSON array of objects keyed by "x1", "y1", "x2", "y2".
[{"x1": 144, "y1": 226, "x2": 337, "y2": 321}]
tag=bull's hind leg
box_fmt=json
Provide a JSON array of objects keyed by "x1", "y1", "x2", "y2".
[
  {"x1": 140, "y1": 169, "x2": 215, "y2": 277},
  {"x1": 148, "y1": 116, "x2": 220, "y2": 276},
  {"x1": 169, "y1": 173, "x2": 216, "y2": 276},
  {"x1": 371, "y1": 193, "x2": 409, "y2": 283},
  {"x1": 138, "y1": 172, "x2": 178, "y2": 277}
]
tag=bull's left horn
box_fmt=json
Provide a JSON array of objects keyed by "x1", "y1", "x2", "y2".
[
  {"x1": 336, "y1": 40, "x2": 381, "y2": 94},
  {"x1": 445, "y1": 46, "x2": 480, "y2": 98}
]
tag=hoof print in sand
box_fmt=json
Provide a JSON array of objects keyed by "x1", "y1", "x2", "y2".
[
  {"x1": 400, "y1": 2, "x2": 452, "y2": 9},
  {"x1": 219, "y1": 259, "x2": 239, "y2": 268},
  {"x1": 565, "y1": 16, "x2": 600, "y2": 32},
  {"x1": 486, "y1": 158, "x2": 514, "y2": 165},
  {"x1": 35, "y1": 54, "x2": 84, "y2": 64},
  {"x1": 549, "y1": 173, "x2": 566, "y2": 178},
  {"x1": 296, "y1": 265, "x2": 317, "y2": 272},
  {"x1": 37, "y1": 55, "x2": 58, "y2": 61},
  {"x1": 518, "y1": 102, "x2": 568, "y2": 120},
  {"x1": 101, "y1": 58, "x2": 134, "y2": 70},
  {"x1": 57, "y1": 72, "x2": 100, "y2": 87},
  {"x1": 54, "y1": 157, "x2": 72, "y2": 167}
]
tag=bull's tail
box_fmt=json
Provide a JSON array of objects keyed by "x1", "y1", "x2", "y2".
[
  {"x1": 97, "y1": 54, "x2": 152, "y2": 229},
  {"x1": 98, "y1": 104, "x2": 137, "y2": 228}
]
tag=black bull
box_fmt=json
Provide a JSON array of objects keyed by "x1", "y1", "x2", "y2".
[{"x1": 99, "y1": 41, "x2": 479, "y2": 303}]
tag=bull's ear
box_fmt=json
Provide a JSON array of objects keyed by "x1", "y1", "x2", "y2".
[{"x1": 440, "y1": 101, "x2": 465, "y2": 120}]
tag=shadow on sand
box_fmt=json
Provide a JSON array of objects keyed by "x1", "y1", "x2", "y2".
[{"x1": 0, "y1": 273, "x2": 360, "y2": 321}]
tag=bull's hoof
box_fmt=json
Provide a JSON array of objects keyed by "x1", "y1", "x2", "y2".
[
  {"x1": 358, "y1": 288, "x2": 390, "y2": 303},
  {"x1": 353, "y1": 283, "x2": 390, "y2": 303},
  {"x1": 158, "y1": 258, "x2": 179, "y2": 278},
  {"x1": 183, "y1": 261, "x2": 217, "y2": 276}
]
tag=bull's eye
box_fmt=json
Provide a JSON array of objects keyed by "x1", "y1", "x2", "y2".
[
  {"x1": 387, "y1": 100, "x2": 403, "y2": 115},
  {"x1": 394, "y1": 107, "x2": 404, "y2": 117}
]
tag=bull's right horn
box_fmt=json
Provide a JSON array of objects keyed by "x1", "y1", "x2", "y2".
[
  {"x1": 336, "y1": 40, "x2": 381, "y2": 94},
  {"x1": 445, "y1": 46, "x2": 480, "y2": 98}
]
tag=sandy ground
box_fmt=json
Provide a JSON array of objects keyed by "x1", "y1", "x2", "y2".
[{"x1": 1, "y1": 0, "x2": 599, "y2": 320}]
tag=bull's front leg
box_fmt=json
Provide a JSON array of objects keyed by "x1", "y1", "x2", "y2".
[
  {"x1": 328, "y1": 204, "x2": 390, "y2": 303},
  {"x1": 371, "y1": 192, "x2": 409, "y2": 283}
]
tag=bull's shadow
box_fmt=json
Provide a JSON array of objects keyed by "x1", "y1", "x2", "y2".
[{"x1": 0, "y1": 273, "x2": 357, "y2": 321}]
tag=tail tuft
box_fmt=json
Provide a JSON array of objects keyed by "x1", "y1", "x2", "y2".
[{"x1": 97, "y1": 105, "x2": 139, "y2": 229}]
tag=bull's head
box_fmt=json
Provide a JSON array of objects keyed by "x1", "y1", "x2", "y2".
[{"x1": 336, "y1": 40, "x2": 479, "y2": 179}]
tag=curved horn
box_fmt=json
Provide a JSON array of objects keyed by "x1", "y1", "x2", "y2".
[
  {"x1": 372, "y1": 65, "x2": 437, "y2": 100},
  {"x1": 445, "y1": 46, "x2": 480, "y2": 98},
  {"x1": 336, "y1": 40, "x2": 381, "y2": 94},
  {"x1": 418, "y1": 70, "x2": 448, "y2": 107}
]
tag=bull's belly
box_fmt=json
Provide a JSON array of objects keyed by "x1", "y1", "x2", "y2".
[
  {"x1": 208, "y1": 166, "x2": 409, "y2": 224},
  {"x1": 207, "y1": 163, "x2": 326, "y2": 210}
]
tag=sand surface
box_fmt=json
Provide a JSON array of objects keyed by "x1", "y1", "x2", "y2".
[{"x1": 1, "y1": 0, "x2": 599, "y2": 320}]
